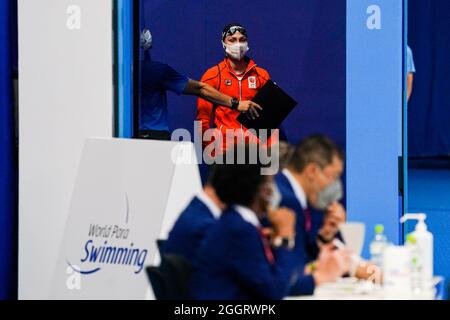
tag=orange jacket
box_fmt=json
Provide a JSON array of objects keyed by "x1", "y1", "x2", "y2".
[{"x1": 196, "y1": 58, "x2": 271, "y2": 152}]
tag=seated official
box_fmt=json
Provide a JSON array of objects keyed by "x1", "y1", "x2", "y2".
[
  {"x1": 190, "y1": 147, "x2": 298, "y2": 300},
  {"x1": 275, "y1": 135, "x2": 352, "y2": 295},
  {"x1": 279, "y1": 136, "x2": 380, "y2": 284},
  {"x1": 164, "y1": 180, "x2": 224, "y2": 267}
]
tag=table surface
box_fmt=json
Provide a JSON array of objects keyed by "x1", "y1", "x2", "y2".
[{"x1": 286, "y1": 278, "x2": 438, "y2": 300}]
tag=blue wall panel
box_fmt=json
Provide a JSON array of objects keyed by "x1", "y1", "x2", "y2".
[
  {"x1": 117, "y1": 0, "x2": 134, "y2": 138},
  {"x1": 347, "y1": 0, "x2": 404, "y2": 256}
]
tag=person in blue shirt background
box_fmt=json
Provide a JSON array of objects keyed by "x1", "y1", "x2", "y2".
[
  {"x1": 138, "y1": 29, "x2": 262, "y2": 140},
  {"x1": 163, "y1": 168, "x2": 224, "y2": 268},
  {"x1": 190, "y1": 145, "x2": 302, "y2": 300},
  {"x1": 407, "y1": 45, "x2": 416, "y2": 102}
]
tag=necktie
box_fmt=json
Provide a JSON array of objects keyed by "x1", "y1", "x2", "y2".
[
  {"x1": 258, "y1": 228, "x2": 275, "y2": 264},
  {"x1": 304, "y1": 207, "x2": 312, "y2": 232}
]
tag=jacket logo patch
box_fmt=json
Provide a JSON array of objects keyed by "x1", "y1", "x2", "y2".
[
  {"x1": 225, "y1": 79, "x2": 232, "y2": 86},
  {"x1": 248, "y1": 76, "x2": 257, "y2": 89}
]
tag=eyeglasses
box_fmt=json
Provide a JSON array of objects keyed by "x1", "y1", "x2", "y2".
[{"x1": 222, "y1": 26, "x2": 247, "y2": 40}]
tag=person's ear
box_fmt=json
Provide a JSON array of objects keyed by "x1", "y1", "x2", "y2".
[{"x1": 304, "y1": 163, "x2": 317, "y2": 179}]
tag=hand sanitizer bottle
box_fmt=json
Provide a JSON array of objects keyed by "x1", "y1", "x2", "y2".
[
  {"x1": 405, "y1": 234, "x2": 423, "y2": 293},
  {"x1": 401, "y1": 214, "x2": 433, "y2": 288}
]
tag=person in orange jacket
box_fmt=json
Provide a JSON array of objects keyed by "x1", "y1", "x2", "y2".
[{"x1": 196, "y1": 23, "x2": 272, "y2": 153}]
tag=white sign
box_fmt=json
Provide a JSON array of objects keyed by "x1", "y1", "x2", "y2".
[
  {"x1": 50, "y1": 138, "x2": 202, "y2": 299},
  {"x1": 18, "y1": 0, "x2": 113, "y2": 299}
]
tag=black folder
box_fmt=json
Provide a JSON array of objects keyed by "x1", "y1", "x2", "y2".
[{"x1": 237, "y1": 80, "x2": 298, "y2": 138}]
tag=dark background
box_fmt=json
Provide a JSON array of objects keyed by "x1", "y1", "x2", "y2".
[{"x1": 408, "y1": 0, "x2": 450, "y2": 158}]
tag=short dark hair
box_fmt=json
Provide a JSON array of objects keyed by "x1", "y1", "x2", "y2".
[
  {"x1": 278, "y1": 141, "x2": 295, "y2": 170},
  {"x1": 210, "y1": 145, "x2": 269, "y2": 207},
  {"x1": 289, "y1": 135, "x2": 344, "y2": 173}
]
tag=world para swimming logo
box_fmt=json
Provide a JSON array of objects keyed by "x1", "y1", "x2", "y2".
[{"x1": 66, "y1": 194, "x2": 149, "y2": 275}]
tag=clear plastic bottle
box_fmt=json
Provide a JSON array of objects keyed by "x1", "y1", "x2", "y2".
[{"x1": 370, "y1": 224, "x2": 387, "y2": 268}]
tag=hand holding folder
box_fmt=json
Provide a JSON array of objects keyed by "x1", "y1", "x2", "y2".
[{"x1": 237, "y1": 80, "x2": 298, "y2": 138}]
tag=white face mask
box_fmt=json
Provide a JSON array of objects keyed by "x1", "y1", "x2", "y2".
[
  {"x1": 222, "y1": 41, "x2": 249, "y2": 61},
  {"x1": 314, "y1": 179, "x2": 344, "y2": 210}
]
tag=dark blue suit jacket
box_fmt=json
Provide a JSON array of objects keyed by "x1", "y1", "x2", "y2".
[
  {"x1": 275, "y1": 172, "x2": 326, "y2": 295},
  {"x1": 164, "y1": 196, "x2": 216, "y2": 267},
  {"x1": 190, "y1": 207, "x2": 297, "y2": 300}
]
